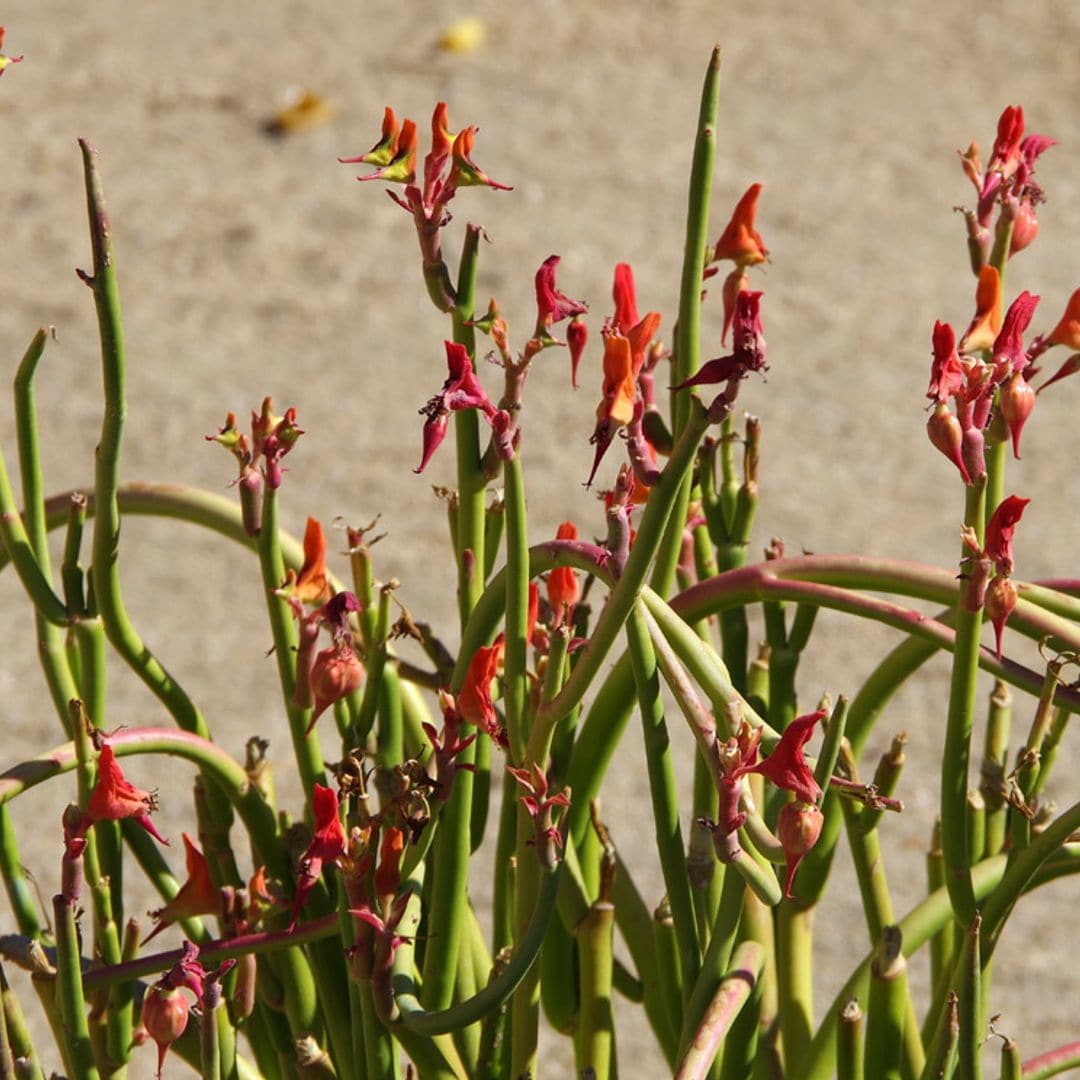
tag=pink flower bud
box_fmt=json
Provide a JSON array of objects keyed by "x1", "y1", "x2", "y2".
[
  {"x1": 304, "y1": 645, "x2": 364, "y2": 735},
  {"x1": 1009, "y1": 199, "x2": 1039, "y2": 256},
  {"x1": 776, "y1": 801, "x2": 824, "y2": 899},
  {"x1": 998, "y1": 372, "x2": 1035, "y2": 458},
  {"x1": 985, "y1": 574, "x2": 1018, "y2": 659},
  {"x1": 141, "y1": 984, "x2": 190, "y2": 1079},
  {"x1": 927, "y1": 403, "x2": 971, "y2": 485}
]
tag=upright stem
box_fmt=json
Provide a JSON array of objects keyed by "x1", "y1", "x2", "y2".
[
  {"x1": 941, "y1": 479, "x2": 987, "y2": 926},
  {"x1": 422, "y1": 222, "x2": 483, "y2": 1015},
  {"x1": 627, "y1": 603, "x2": 701, "y2": 994},
  {"x1": 653, "y1": 46, "x2": 722, "y2": 597}
]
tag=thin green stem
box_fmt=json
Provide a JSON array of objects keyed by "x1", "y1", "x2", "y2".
[
  {"x1": 941, "y1": 480, "x2": 988, "y2": 927},
  {"x1": 627, "y1": 602, "x2": 701, "y2": 993},
  {"x1": 258, "y1": 486, "x2": 324, "y2": 800},
  {"x1": 53, "y1": 895, "x2": 99, "y2": 1080},
  {"x1": 576, "y1": 900, "x2": 616, "y2": 1080},
  {"x1": 502, "y1": 453, "x2": 529, "y2": 762}
]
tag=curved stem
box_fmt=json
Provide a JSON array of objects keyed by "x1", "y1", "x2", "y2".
[
  {"x1": 0, "y1": 727, "x2": 286, "y2": 880},
  {"x1": 395, "y1": 865, "x2": 562, "y2": 1035}
]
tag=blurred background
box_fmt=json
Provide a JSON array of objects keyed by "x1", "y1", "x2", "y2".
[{"x1": 3, "y1": 1, "x2": 1080, "y2": 1073}]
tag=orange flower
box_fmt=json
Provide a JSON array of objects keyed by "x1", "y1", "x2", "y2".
[
  {"x1": 374, "y1": 826, "x2": 405, "y2": 904},
  {"x1": 958, "y1": 265, "x2": 1003, "y2": 353},
  {"x1": 144, "y1": 833, "x2": 220, "y2": 944},
  {"x1": 84, "y1": 745, "x2": 168, "y2": 845},
  {"x1": 290, "y1": 784, "x2": 346, "y2": 928},
  {"x1": 586, "y1": 332, "x2": 637, "y2": 486},
  {"x1": 1047, "y1": 288, "x2": 1080, "y2": 351},
  {"x1": 547, "y1": 522, "x2": 581, "y2": 628},
  {"x1": 713, "y1": 183, "x2": 768, "y2": 267},
  {"x1": 278, "y1": 517, "x2": 332, "y2": 610}
]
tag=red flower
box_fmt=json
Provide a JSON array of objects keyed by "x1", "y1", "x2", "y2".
[
  {"x1": 290, "y1": 784, "x2": 346, "y2": 929},
  {"x1": 613, "y1": 263, "x2": 640, "y2": 333},
  {"x1": 927, "y1": 321, "x2": 966, "y2": 404},
  {"x1": 83, "y1": 745, "x2": 168, "y2": 845},
  {"x1": 672, "y1": 291, "x2": 766, "y2": 390},
  {"x1": 457, "y1": 645, "x2": 507, "y2": 747},
  {"x1": 534, "y1": 255, "x2": 587, "y2": 333},
  {"x1": 415, "y1": 341, "x2": 501, "y2": 473},
  {"x1": 507, "y1": 762, "x2": 571, "y2": 869},
  {"x1": 448, "y1": 125, "x2": 512, "y2": 192},
  {"x1": 984, "y1": 494, "x2": 1029, "y2": 575},
  {"x1": 713, "y1": 184, "x2": 769, "y2": 267},
  {"x1": 991, "y1": 291, "x2": 1040, "y2": 376},
  {"x1": 746, "y1": 710, "x2": 825, "y2": 805},
  {"x1": 144, "y1": 833, "x2": 220, "y2": 944},
  {"x1": 547, "y1": 522, "x2": 581, "y2": 628},
  {"x1": 0, "y1": 28, "x2": 22, "y2": 76}
]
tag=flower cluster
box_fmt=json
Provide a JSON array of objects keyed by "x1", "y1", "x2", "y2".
[
  {"x1": 962, "y1": 493, "x2": 1030, "y2": 657},
  {"x1": 958, "y1": 105, "x2": 1055, "y2": 268},
  {"x1": 206, "y1": 397, "x2": 303, "y2": 532}
]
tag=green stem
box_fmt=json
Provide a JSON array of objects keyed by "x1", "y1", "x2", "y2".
[
  {"x1": 941, "y1": 480, "x2": 987, "y2": 927},
  {"x1": 1022, "y1": 1041, "x2": 1080, "y2": 1080},
  {"x1": 77, "y1": 141, "x2": 208, "y2": 740},
  {"x1": 502, "y1": 453, "x2": 529, "y2": 762},
  {"x1": 396, "y1": 866, "x2": 562, "y2": 1036},
  {"x1": 956, "y1": 916, "x2": 982, "y2": 1080},
  {"x1": 793, "y1": 857, "x2": 1007, "y2": 1080},
  {"x1": 53, "y1": 895, "x2": 99, "y2": 1080},
  {"x1": 674, "y1": 941, "x2": 763, "y2": 1080},
  {"x1": 776, "y1": 901, "x2": 814, "y2": 1066},
  {"x1": 258, "y1": 485, "x2": 325, "y2": 800},
  {"x1": 627, "y1": 602, "x2": 701, "y2": 993},
  {"x1": 836, "y1": 1000, "x2": 864, "y2": 1080},
  {"x1": 865, "y1": 926, "x2": 907, "y2": 1080},
  {"x1": 651, "y1": 45, "x2": 722, "y2": 603},
  {"x1": 576, "y1": 901, "x2": 616, "y2": 1080}
]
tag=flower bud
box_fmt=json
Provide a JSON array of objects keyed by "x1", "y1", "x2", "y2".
[
  {"x1": 998, "y1": 372, "x2": 1035, "y2": 458},
  {"x1": 141, "y1": 984, "x2": 190, "y2": 1078},
  {"x1": 567, "y1": 317, "x2": 588, "y2": 389},
  {"x1": 927, "y1": 403, "x2": 971, "y2": 485},
  {"x1": 1009, "y1": 199, "x2": 1039, "y2": 256},
  {"x1": 305, "y1": 645, "x2": 364, "y2": 735},
  {"x1": 985, "y1": 574, "x2": 1018, "y2": 659},
  {"x1": 777, "y1": 801, "x2": 824, "y2": 899}
]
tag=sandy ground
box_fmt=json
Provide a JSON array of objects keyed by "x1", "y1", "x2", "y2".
[{"x1": 3, "y1": 1, "x2": 1080, "y2": 1075}]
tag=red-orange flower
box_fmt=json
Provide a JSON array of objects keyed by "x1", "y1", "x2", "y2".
[
  {"x1": 547, "y1": 522, "x2": 581, "y2": 628},
  {"x1": 290, "y1": 784, "x2": 346, "y2": 928},
  {"x1": 984, "y1": 494, "x2": 1029, "y2": 576},
  {"x1": 457, "y1": 645, "x2": 507, "y2": 747},
  {"x1": 713, "y1": 184, "x2": 768, "y2": 267},
  {"x1": 0, "y1": 28, "x2": 22, "y2": 76},
  {"x1": 777, "y1": 801, "x2": 824, "y2": 899},
  {"x1": 958, "y1": 265, "x2": 1003, "y2": 353},
  {"x1": 144, "y1": 833, "x2": 220, "y2": 944},
  {"x1": 587, "y1": 331, "x2": 637, "y2": 486},
  {"x1": 373, "y1": 826, "x2": 405, "y2": 904},
  {"x1": 1047, "y1": 288, "x2": 1080, "y2": 351},
  {"x1": 277, "y1": 517, "x2": 332, "y2": 611},
  {"x1": 84, "y1": 745, "x2": 168, "y2": 845}
]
